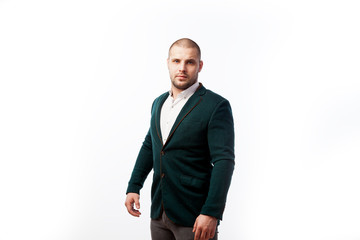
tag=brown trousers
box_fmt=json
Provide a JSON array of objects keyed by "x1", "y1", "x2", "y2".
[{"x1": 150, "y1": 211, "x2": 218, "y2": 240}]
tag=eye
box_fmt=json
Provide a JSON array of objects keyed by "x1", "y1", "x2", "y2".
[
  {"x1": 173, "y1": 59, "x2": 180, "y2": 63},
  {"x1": 187, "y1": 61, "x2": 195, "y2": 65}
]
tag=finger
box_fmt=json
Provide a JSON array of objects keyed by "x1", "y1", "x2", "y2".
[
  {"x1": 209, "y1": 229, "x2": 215, "y2": 239},
  {"x1": 194, "y1": 227, "x2": 201, "y2": 240},
  {"x1": 129, "y1": 206, "x2": 141, "y2": 217},
  {"x1": 130, "y1": 208, "x2": 141, "y2": 217},
  {"x1": 125, "y1": 198, "x2": 141, "y2": 217},
  {"x1": 129, "y1": 201, "x2": 141, "y2": 217},
  {"x1": 192, "y1": 220, "x2": 197, "y2": 233},
  {"x1": 135, "y1": 196, "x2": 140, "y2": 209},
  {"x1": 125, "y1": 201, "x2": 135, "y2": 215},
  {"x1": 208, "y1": 224, "x2": 215, "y2": 239},
  {"x1": 200, "y1": 229, "x2": 208, "y2": 240}
]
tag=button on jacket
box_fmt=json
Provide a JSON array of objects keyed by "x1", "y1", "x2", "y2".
[{"x1": 126, "y1": 83, "x2": 235, "y2": 227}]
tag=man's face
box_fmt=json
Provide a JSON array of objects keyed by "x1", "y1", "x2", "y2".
[{"x1": 167, "y1": 46, "x2": 203, "y2": 92}]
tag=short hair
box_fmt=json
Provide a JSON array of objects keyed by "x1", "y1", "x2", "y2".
[{"x1": 168, "y1": 38, "x2": 201, "y2": 60}]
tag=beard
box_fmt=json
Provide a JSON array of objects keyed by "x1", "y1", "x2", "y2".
[{"x1": 171, "y1": 75, "x2": 198, "y2": 91}]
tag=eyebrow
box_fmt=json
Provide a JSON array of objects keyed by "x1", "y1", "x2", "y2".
[{"x1": 171, "y1": 58, "x2": 197, "y2": 61}]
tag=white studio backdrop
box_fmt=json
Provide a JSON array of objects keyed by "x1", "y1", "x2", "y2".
[{"x1": 0, "y1": 0, "x2": 359, "y2": 239}]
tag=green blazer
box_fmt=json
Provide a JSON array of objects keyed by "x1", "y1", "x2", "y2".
[{"x1": 126, "y1": 83, "x2": 235, "y2": 227}]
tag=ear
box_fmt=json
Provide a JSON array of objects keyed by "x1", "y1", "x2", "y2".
[{"x1": 198, "y1": 60, "x2": 203, "y2": 72}]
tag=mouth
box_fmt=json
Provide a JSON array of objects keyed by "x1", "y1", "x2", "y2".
[{"x1": 176, "y1": 75, "x2": 187, "y2": 79}]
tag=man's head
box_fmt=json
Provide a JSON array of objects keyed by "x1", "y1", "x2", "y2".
[{"x1": 167, "y1": 38, "x2": 203, "y2": 95}]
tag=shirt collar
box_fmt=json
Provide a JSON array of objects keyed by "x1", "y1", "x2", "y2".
[{"x1": 169, "y1": 81, "x2": 200, "y2": 100}]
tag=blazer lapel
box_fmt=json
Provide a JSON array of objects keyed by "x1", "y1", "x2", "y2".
[
  {"x1": 155, "y1": 93, "x2": 169, "y2": 146},
  {"x1": 163, "y1": 84, "x2": 206, "y2": 147}
]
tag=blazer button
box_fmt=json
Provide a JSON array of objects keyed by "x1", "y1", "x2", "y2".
[{"x1": 161, "y1": 151, "x2": 165, "y2": 156}]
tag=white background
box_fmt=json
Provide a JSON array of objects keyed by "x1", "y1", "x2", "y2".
[{"x1": 1, "y1": 0, "x2": 360, "y2": 239}]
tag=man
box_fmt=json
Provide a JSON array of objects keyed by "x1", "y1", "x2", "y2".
[{"x1": 125, "y1": 38, "x2": 235, "y2": 240}]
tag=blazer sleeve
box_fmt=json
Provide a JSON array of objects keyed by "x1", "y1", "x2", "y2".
[
  {"x1": 126, "y1": 129, "x2": 153, "y2": 194},
  {"x1": 200, "y1": 99, "x2": 235, "y2": 220},
  {"x1": 126, "y1": 100, "x2": 157, "y2": 194}
]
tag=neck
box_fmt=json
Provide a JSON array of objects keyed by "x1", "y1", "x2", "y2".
[{"x1": 171, "y1": 87, "x2": 182, "y2": 100}]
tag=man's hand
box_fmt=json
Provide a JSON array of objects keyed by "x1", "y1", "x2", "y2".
[
  {"x1": 125, "y1": 193, "x2": 141, "y2": 217},
  {"x1": 192, "y1": 214, "x2": 217, "y2": 240}
]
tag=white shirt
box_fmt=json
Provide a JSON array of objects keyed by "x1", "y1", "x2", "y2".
[{"x1": 160, "y1": 81, "x2": 200, "y2": 144}]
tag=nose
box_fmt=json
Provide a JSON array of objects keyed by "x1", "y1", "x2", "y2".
[{"x1": 179, "y1": 62, "x2": 186, "y2": 72}]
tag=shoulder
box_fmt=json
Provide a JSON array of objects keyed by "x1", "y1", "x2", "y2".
[
  {"x1": 150, "y1": 91, "x2": 169, "y2": 112},
  {"x1": 202, "y1": 89, "x2": 234, "y2": 126},
  {"x1": 154, "y1": 91, "x2": 169, "y2": 103},
  {"x1": 194, "y1": 86, "x2": 233, "y2": 120},
  {"x1": 202, "y1": 87, "x2": 231, "y2": 109},
  {"x1": 203, "y1": 89, "x2": 227, "y2": 101}
]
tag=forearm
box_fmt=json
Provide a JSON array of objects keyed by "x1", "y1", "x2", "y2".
[{"x1": 200, "y1": 159, "x2": 234, "y2": 219}]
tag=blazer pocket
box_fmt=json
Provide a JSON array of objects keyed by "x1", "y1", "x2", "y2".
[{"x1": 180, "y1": 175, "x2": 208, "y2": 190}]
